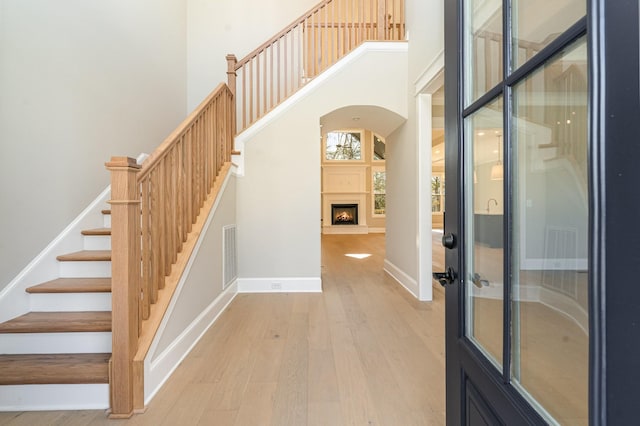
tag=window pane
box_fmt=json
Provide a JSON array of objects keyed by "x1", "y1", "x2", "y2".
[
  {"x1": 373, "y1": 134, "x2": 386, "y2": 160},
  {"x1": 512, "y1": 0, "x2": 585, "y2": 68},
  {"x1": 512, "y1": 37, "x2": 588, "y2": 425},
  {"x1": 464, "y1": 96, "x2": 504, "y2": 368},
  {"x1": 374, "y1": 194, "x2": 386, "y2": 215},
  {"x1": 326, "y1": 131, "x2": 362, "y2": 160},
  {"x1": 464, "y1": 0, "x2": 502, "y2": 106},
  {"x1": 373, "y1": 170, "x2": 386, "y2": 215}
]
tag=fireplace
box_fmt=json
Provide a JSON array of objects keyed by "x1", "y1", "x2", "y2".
[{"x1": 331, "y1": 204, "x2": 358, "y2": 225}]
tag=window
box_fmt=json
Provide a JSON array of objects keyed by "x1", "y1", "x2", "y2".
[
  {"x1": 372, "y1": 133, "x2": 386, "y2": 160},
  {"x1": 431, "y1": 173, "x2": 445, "y2": 213},
  {"x1": 325, "y1": 131, "x2": 362, "y2": 160},
  {"x1": 372, "y1": 168, "x2": 386, "y2": 216}
]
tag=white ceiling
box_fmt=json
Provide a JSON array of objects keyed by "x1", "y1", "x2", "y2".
[{"x1": 320, "y1": 105, "x2": 406, "y2": 138}]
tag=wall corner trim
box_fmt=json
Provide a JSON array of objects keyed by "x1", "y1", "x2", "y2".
[
  {"x1": 414, "y1": 49, "x2": 445, "y2": 96},
  {"x1": 384, "y1": 259, "x2": 419, "y2": 299}
]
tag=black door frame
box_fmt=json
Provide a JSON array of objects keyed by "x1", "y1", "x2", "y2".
[{"x1": 443, "y1": 0, "x2": 640, "y2": 424}]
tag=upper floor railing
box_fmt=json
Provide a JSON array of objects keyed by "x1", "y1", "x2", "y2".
[{"x1": 227, "y1": 0, "x2": 406, "y2": 134}]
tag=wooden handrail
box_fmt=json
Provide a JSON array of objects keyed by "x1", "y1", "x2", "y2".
[
  {"x1": 230, "y1": 0, "x2": 406, "y2": 134},
  {"x1": 106, "y1": 1, "x2": 406, "y2": 416},
  {"x1": 107, "y1": 83, "x2": 235, "y2": 417}
]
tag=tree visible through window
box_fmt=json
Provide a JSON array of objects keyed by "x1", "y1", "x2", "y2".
[
  {"x1": 373, "y1": 169, "x2": 386, "y2": 215},
  {"x1": 432, "y1": 174, "x2": 445, "y2": 213},
  {"x1": 326, "y1": 131, "x2": 362, "y2": 160}
]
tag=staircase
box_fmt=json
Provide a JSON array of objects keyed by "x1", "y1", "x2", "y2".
[{"x1": 0, "y1": 210, "x2": 113, "y2": 410}]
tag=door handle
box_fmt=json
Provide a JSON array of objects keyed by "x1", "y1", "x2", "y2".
[
  {"x1": 472, "y1": 273, "x2": 490, "y2": 288},
  {"x1": 433, "y1": 266, "x2": 457, "y2": 287},
  {"x1": 441, "y1": 233, "x2": 456, "y2": 249}
]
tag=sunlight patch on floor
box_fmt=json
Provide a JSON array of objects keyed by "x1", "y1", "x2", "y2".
[{"x1": 345, "y1": 253, "x2": 372, "y2": 259}]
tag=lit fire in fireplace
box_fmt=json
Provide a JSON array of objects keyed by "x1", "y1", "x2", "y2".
[{"x1": 335, "y1": 211, "x2": 353, "y2": 222}]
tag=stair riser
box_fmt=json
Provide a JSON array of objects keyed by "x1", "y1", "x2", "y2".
[
  {"x1": 104, "y1": 214, "x2": 111, "y2": 228},
  {"x1": 30, "y1": 293, "x2": 111, "y2": 312},
  {"x1": 59, "y1": 261, "x2": 111, "y2": 278},
  {"x1": 0, "y1": 384, "x2": 109, "y2": 411},
  {"x1": 0, "y1": 332, "x2": 112, "y2": 354},
  {"x1": 83, "y1": 235, "x2": 111, "y2": 251}
]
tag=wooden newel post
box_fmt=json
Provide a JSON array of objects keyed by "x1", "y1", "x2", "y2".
[
  {"x1": 106, "y1": 156, "x2": 141, "y2": 419},
  {"x1": 226, "y1": 54, "x2": 239, "y2": 154},
  {"x1": 226, "y1": 54, "x2": 237, "y2": 98}
]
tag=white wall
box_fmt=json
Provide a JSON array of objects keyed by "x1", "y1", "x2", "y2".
[
  {"x1": 235, "y1": 43, "x2": 407, "y2": 287},
  {"x1": 0, "y1": 1, "x2": 188, "y2": 292},
  {"x1": 144, "y1": 172, "x2": 238, "y2": 402},
  {"x1": 187, "y1": 0, "x2": 318, "y2": 110},
  {"x1": 384, "y1": 0, "x2": 444, "y2": 292}
]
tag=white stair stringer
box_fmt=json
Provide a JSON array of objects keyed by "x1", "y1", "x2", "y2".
[{"x1": 0, "y1": 384, "x2": 109, "y2": 411}]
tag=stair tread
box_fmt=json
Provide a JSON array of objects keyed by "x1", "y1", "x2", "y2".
[
  {"x1": 0, "y1": 353, "x2": 110, "y2": 385},
  {"x1": 0, "y1": 311, "x2": 111, "y2": 333},
  {"x1": 56, "y1": 250, "x2": 111, "y2": 262},
  {"x1": 81, "y1": 228, "x2": 111, "y2": 236},
  {"x1": 27, "y1": 278, "x2": 111, "y2": 294},
  {"x1": 101, "y1": 209, "x2": 111, "y2": 215}
]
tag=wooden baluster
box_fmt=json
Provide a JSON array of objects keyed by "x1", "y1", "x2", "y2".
[
  {"x1": 377, "y1": 0, "x2": 384, "y2": 40},
  {"x1": 256, "y1": 54, "x2": 261, "y2": 119},
  {"x1": 149, "y1": 169, "x2": 160, "y2": 302},
  {"x1": 242, "y1": 65, "x2": 247, "y2": 129},
  {"x1": 106, "y1": 156, "x2": 141, "y2": 419},
  {"x1": 277, "y1": 41, "x2": 281, "y2": 103},
  {"x1": 140, "y1": 177, "x2": 151, "y2": 321},
  {"x1": 263, "y1": 49, "x2": 268, "y2": 115},
  {"x1": 185, "y1": 128, "x2": 193, "y2": 232},
  {"x1": 284, "y1": 32, "x2": 288, "y2": 96}
]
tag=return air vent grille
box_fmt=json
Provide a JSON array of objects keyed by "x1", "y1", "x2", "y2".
[{"x1": 223, "y1": 225, "x2": 237, "y2": 289}]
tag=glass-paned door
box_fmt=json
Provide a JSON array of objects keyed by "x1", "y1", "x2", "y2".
[{"x1": 442, "y1": 0, "x2": 591, "y2": 424}]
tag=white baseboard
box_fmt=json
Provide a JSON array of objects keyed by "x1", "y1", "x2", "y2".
[
  {"x1": 0, "y1": 384, "x2": 109, "y2": 411},
  {"x1": 367, "y1": 227, "x2": 386, "y2": 234},
  {"x1": 473, "y1": 284, "x2": 588, "y2": 334},
  {"x1": 322, "y1": 225, "x2": 369, "y2": 235},
  {"x1": 383, "y1": 259, "x2": 418, "y2": 299},
  {"x1": 237, "y1": 277, "x2": 322, "y2": 293},
  {"x1": 521, "y1": 258, "x2": 588, "y2": 271},
  {"x1": 145, "y1": 281, "x2": 238, "y2": 405}
]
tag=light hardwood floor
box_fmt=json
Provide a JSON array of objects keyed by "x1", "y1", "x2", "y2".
[{"x1": 0, "y1": 234, "x2": 446, "y2": 426}]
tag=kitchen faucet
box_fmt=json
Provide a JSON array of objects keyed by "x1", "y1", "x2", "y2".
[{"x1": 486, "y1": 198, "x2": 498, "y2": 213}]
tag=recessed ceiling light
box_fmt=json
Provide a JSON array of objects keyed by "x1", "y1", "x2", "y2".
[{"x1": 478, "y1": 132, "x2": 485, "y2": 136}]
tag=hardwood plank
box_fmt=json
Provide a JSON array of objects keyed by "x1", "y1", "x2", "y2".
[
  {"x1": 0, "y1": 234, "x2": 447, "y2": 425},
  {"x1": 0, "y1": 353, "x2": 110, "y2": 385},
  {"x1": 80, "y1": 228, "x2": 111, "y2": 236},
  {"x1": 26, "y1": 278, "x2": 111, "y2": 294},
  {"x1": 56, "y1": 250, "x2": 111, "y2": 262},
  {"x1": 0, "y1": 311, "x2": 111, "y2": 333}
]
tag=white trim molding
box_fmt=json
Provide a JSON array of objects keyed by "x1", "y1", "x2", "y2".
[
  {"x1": 144, "y1": 282, "x2": 238, "y2": 405},
  {"x1": 237, "y1": 277, "x2": 322, "y2": 293},
  {"x1": 384, "y1": 259, "x2": 419, "y2": 299},
  {"x1": 415, "y1": 49, "x2": 444, "y2": 95}
]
